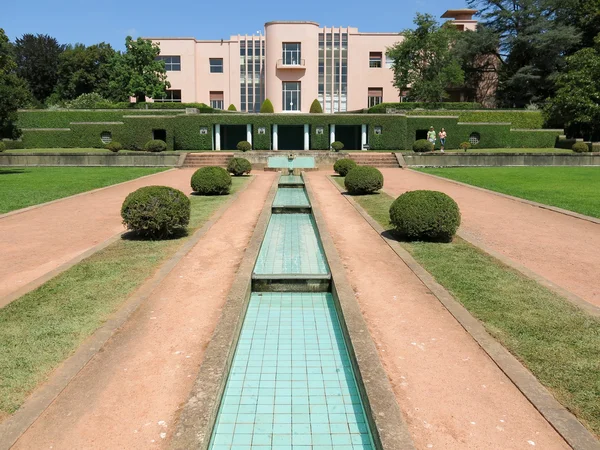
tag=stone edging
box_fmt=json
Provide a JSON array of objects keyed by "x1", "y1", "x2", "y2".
[
  {"x1": 328, "y1": 176, "x2": 600, "y2": 450},
  {"x1": 0, "y1": 168, "x2": 177, "y2": 221},
  {"x1": 412, "y1": 169, "x2": 600, "y2": 225},
  {"x1": 0, "y1": 176, "x2": 257, "y2": 450},
  {"x1": 170, "y1": 176, "x2": 278, "y2": 450},
  {"x1": 305, "y1": 176, "x2": 416, "y2": 450}
]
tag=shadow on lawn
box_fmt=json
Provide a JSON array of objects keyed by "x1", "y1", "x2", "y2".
[
  {"x1": 0, "y1": 169, "x2": 28, "y2": 175},
  {"x1": 121, "y1": 228, "x2": 190, "y2": 242}
]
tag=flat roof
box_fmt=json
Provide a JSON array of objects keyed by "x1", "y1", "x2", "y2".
[
  {"x1": 264, "y1": 21, "x2": 320, "y2": 26},
  {"x1": 441, "y1": 9, "x2": 478, "y2": 18}
]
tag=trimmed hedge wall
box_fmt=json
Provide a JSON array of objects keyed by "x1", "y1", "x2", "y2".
[
  {"x1": 368, "y1": 102, "x2": 482, "y2": 112},
  {"x1": 405, "y1": 110, "x2": 544, "y2": 129},
  {"x1": 15, "y1": 111, "x2": 560, "y2": 150}
]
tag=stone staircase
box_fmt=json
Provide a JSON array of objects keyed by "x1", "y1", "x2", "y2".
[
  {"x1": 347, "y1": 152, "x2": 400, "y2": 168},
  {"x1": 182, "y1": 152, "x2": 234, "y2": 168}
]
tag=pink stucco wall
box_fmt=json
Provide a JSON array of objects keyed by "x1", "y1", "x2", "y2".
[{"x1": 148, "y1": 10, "x2": 476, "y2": 111}]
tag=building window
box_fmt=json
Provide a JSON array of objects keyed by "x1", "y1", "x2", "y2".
[
  {"x1": 282, "y1": 43, "x2": 301, "y2": 65},
  {"x1": 385, "y1": 55, "x2": 394, "y2": 69},
  {"x1": 368, "y1": 87, "x2": 383, "y2": 108},
  {"x1": 282, "y1": 82, "x2": 301, "y2": 111},
  {"x1": 156, "y1": 55, "x2": 181, "y2": 71},
  {"x1": 209, "y1": 58, "x2": 223, "y2": 73},
  {"x1": 154, "y1": 89, "x2": 182, "y2": 102},
  {"x1": 369, "y1": 52, "x2": 382, "y2": 68},
  {"x1": 210, "y1": 91, "x2": 224, "y2": 109}
]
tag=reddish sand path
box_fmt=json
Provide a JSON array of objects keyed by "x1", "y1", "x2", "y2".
[
  {"x1": 12, "y1": 172, "x2": 276, "y2": 449},
  {"x1": 307, "y1": 172, "x2": 568, "y2": 450},
  {"x1": 381, "y1": 168, "x2": 600, "y2": 307},
  {"x1": 0, "y1": 168, "x2": 197, "y2": 301}
]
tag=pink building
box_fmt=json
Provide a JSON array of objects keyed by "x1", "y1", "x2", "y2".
[{"x1": 147, "y1": 10, "x2": 477, "y2": 113}]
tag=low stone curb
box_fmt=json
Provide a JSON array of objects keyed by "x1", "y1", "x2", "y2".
[
  {"x1": 0, "y1": 176, "x2": 257, "y2": 450},
  {"x1": 328, "y1": 176, "x2": 600, "y2": 450},
  {"x1": 170, "y1": 176, "x2": 278, "y2": 450},
  {"x1": 305, "y1": 175, "x2": 416, "y2": 450},
  {"x1": 411, "y1": 168, "x2": 600, "y2": 225},
  {"x1": 0, "y1": 168, "x2": 177, "y2": 221}
]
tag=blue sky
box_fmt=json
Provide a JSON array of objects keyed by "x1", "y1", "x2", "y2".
[{"x1": 2, "y1": 0, "x2": 470, "y2": 49}]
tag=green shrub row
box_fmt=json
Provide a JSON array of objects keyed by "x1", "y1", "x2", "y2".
[
  {"x1": 17, "y1": 110, "x2": 180, "y2": 128},
  {"x1": 404, "y1": 110, "x2": 544, "y2": 129},
  {"x1": 368, "y1": 102, "x2": 482, "y2": 112},
  {"x1": 14, "y1": 112, "x2": 561, "y2": 150}
]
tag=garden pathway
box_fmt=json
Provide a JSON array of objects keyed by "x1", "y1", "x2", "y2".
[
  {"x1": 306, "y1": 172, "x2": 568, "y2": 450},
  {"x1": 381, "y1": 168, "x2": 600, "y2": 308},
  {"x1": 12, "y1": 172, "x2": 276, "y2": 449},
  {"x1": 0, "y1": 168, "x2": 196, "y2": 303}
]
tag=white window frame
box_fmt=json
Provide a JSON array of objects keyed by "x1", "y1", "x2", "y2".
[
  {"x1": 154, "y1": 89, "x2": 182, "y2": 103},
  {"x1": 209, "y1": 58, "x2": 224, "y2": 73},
  {"x1": 210, "y1": 100, "x2": 224, "y2": 110},
  {"x1": 282, "y1": 81, "x2": 301, "y2": 111},
  {"x1": 156, "y1": 55, "x2": 181, "y2": 71},
  {"x1": 369, "y1": 52, "x2": 382, "y2": 68},
  {"x1": 282, "y1": 43, "x2": 301, "y2": 65}
]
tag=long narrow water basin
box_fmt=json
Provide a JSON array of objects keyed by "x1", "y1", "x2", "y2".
[{"x1": 208, "y1": 174, "x2": 377, "y2": 449}]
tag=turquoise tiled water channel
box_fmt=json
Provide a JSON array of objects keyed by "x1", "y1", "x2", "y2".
[
  {"x1": 254, "y1": 214, "x2": 329, "y2": 276},
  {"x1": 209, "y1": 175, "x2": 375, "y2": 449},
  {"x1": 210, "y1": 292, "x2": 375, "y2": 450},
  {"x1": 268, "y1": 156, "x2": 316, "y2": 169},
  {"x1": 279, "y1": 175, "x2": 304, "y2": 186},
  {"x1": 273, "y1": 188, "x2": 310, "y2": 208}
]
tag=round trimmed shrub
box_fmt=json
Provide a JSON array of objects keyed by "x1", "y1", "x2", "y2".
[
  {"x1": 389, "y1": 190, "x2": 461, "y2": 242},
  {"x1": 227, "y1": 103, "x2": 237, "y2": 111},
  {"x1": 228, "y1": 157, "x2": 252, "y2": 176},
  {"x1": 572, "y1": 142, "x2": 590, "y2": 153},
  {"x1": 344, "y1": 165, "x2": 383, "y2": 194},
  {"x1": 191, "y1": 166, "x2": 232, "y2": 195},
  {"x1": 333, "y1": 158, "x2": 357, "y2": 177},
  {"x1": 144, "y1": 139, "x2": 167, "y2": 152},
  {"x1": 237, "y1": 140, "x2": 252, "y2": 152},
  {"x1": 331, "y1": 141, "x2": 344, "y2": 152},
  {"x1": 309, "y1": 99, "x2": 323, "y2": 113},
  {"x1": 121, "y1": 186, "x2": 190, "y2": 239},
  {"x1": 459, "y1": 141, "x2": 471, "y2": 152},
  {"x1": 260, "y1": 99, "x2": 274, "y2": 113},
  {"x1": 413, "y1": 139, "x2": 434, "y2": 152},
  {"x1": 106, "y1": 141, "x2": 123, "y2": 152},
  {"x1": 0, "y1": 142, "x2": 5, "y2": 152}
]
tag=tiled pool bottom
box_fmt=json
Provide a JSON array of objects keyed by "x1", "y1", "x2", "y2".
[
  {"x1": 273, "y1": 188, "x2": 310, "y2": 208},
  {"x1": 254, "y1": 214, "x2": 329, "y2": 275},
  {"x1": 279, "y1": 175, "x2": 304, "y2": 186},
  {"x1": 209, "y1": 292, "x2": 375, "y2": 450}
]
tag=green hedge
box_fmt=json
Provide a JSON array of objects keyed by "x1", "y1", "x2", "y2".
[
  {"x1": 368, "y1": 102, "x2": 482, "y2": 112},
  {"x1": 405, "y1": 110, "x2": 544, "y2": 129},
  {"x1": 16, "y1": 112, "x2": 560, "y2": 150}
]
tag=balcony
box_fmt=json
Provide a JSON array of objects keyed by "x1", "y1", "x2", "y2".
[{"x1": 276, "y1": 59, "x2": 306, "y2": 70}]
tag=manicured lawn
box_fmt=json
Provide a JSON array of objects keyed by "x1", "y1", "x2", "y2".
[
  {"x1": 415, "y1": 167, "x2": 600, "y2": 218},
  {"x1": 332, "y1": 176, "x2": 600, "y2": 437},
  {"x1": 0, "y1": 167, "x2": 167, "y2": 214},
  {"x1": 0, "y1": 177, "x2": 249, "y2": 419}
]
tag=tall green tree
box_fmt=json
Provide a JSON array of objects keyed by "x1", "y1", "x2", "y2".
[
  {"x1": 0, "y1": 29, "x2": 31, "y2": 139},
  {"x1": 467, "y1": 0, "x2": 580, "y2": 106},
  {"x1": 555, "y1": 0, "x2": 600, "y2": 51},
  {"x1": 55, "y1": 42, "x2": 116, "y2": 100},
  {"x1": 387, "y1": 14, "x2": 464, "y2": 103},
  {"x1": 13, "y1": 33, "x2": 65, "y2": 102},
  {"x1": 107, "y1": 36, "x2": 170, "y2": 103},
  {"x1": 545, "y1": 36, "x2": 600, "y2": 140}
]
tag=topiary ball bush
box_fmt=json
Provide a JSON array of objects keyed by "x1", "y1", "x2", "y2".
[
  {"x1": 0, "y1": 142, "x2": 5, "y2": 152},
  {"x1": 413, "y1": 139, "x2": 434, "y2": 152},
  {"x1": 389, "y1": 190, "x2": 461, "y2": 242},
  {"x1": 191, "y1": 166, "x2": 232, "y2": 195},
  {"x1": 572, "y1": 142, "x2": 590, "y2": 153},
  {"x1": 459, "y1": 141, "x2": 471, "y2": 152},
  {"x1": 344, "y1": 165, "x2": 384, "y2": 194},
  {"x1": 144, "y1": 139, "x2": 167, "y2": 152},
  {"x1": 331, "y1": 141, "x2": 344, "y2": 152},
  {"x1": 237, "y1": 140, "x2": 252, "y2": 152},
  {"x1": 333, "y1": 158, "x2": 357, "y2": 177},
  {"x1": 228, "y1": 157, "x2": 252, "y2": 176},
  {"x1": 121, "y1": 186, "x2": 190, "y2": 239},
  {"x1": 106, "y1": 141, "x2": 122, "y2": 152}
]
